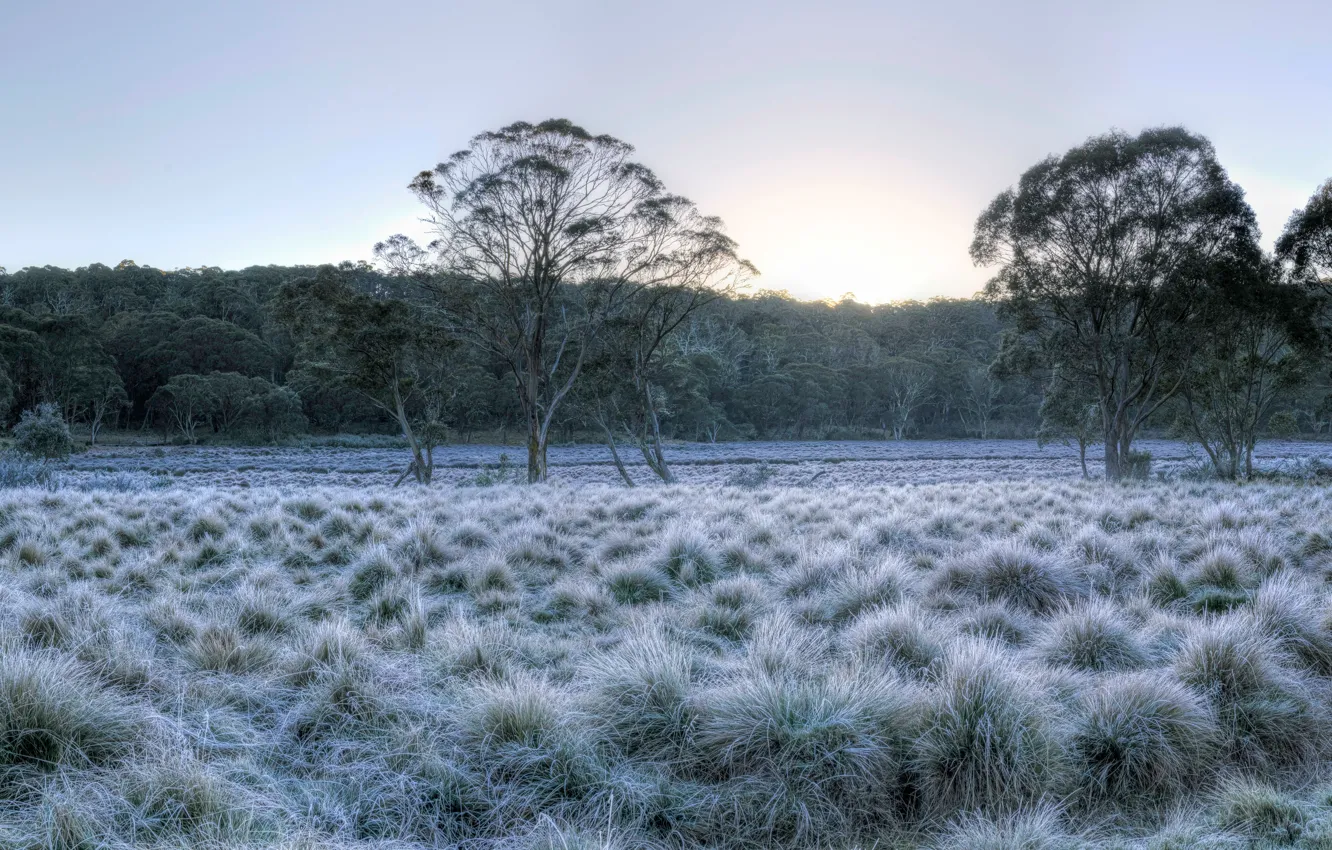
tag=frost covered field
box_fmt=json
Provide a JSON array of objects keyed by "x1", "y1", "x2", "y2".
[
  {"x1": 62, "y1": 438, "x2": 1332, "y2": 488},
  {"x1": 8, "y1": 477, "x2": 1332, "y2": 848}
]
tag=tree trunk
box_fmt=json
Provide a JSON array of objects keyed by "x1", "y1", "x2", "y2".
[
  {"x1": 640, "y1": 385, "x2": 674, "y2": 484},
  {"x1": 1077, "y1": 437, "x2": 1088, "y2": 479},
  {"x1": 1103, "y1": 426, "x2": 1121, "y2": 481},
  {"x1": 598, "y1": 418, "x2": 636, "y2": 487},
  {"x1": 391, "y1": 384, "x2": 430, "y2": 486},
  {"x1": 527, "y1": 429, "x2": 543, "y2": 484}
]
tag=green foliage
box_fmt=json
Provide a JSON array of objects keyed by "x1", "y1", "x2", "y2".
[
  {"x1": 13, "y1": 402, "x2": 74, "y2": 459},
  {"x1": 973, "y1": 126, "x2": 1266, "y2": 480},
  {"x1": 1268, "y1": 410, "x2": 1300, "y2": 438},
  {"x1": 1277, "y1": 179, "x2": 1332, "y2": 291}
]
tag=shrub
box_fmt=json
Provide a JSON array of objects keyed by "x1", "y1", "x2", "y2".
[
  {"x1": 13, "y1": 403, "x2": 74, "y2": 460},
  {"x1": 1070, "y1": 671, "x2": 1217, "y2": 803},
  {"x1": 1267, "y1": 410, "x2": 1300, "y2": 438},
  {"x1": 913, "y1": 640, "x2": 1063, "y2": 813},
  {"x1": 1124, "y1": 450, "x2": 1153, "y2": 481},
  {"x1": 0, "y1": 452, "x2": 54, "y2": 489}
]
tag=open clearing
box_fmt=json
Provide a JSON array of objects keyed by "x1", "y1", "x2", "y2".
[
  {"x1": 62, "y1": 438, "x2": 1332, "y2": 489},
  {"x1": 7, "y1": 465, "x2": 1332, "y2": 847}
]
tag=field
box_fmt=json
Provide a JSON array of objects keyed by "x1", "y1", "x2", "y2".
[
  {"x1": 7, "y1": 444, "x2": 1332, "y2": 847},
  {"x1": 59, "y1": 438, "x2": 1332, "y2": 489}
]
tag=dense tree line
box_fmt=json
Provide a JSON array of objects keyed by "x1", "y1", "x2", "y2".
[
  {"x1": 0, "y1": 260, "x2": 1045, "y2": 437},
  {"x1": 3, "y1": 121, "x2": 1331, "y2": 483}
]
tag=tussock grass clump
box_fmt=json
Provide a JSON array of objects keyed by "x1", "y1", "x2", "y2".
[
  {"x1": 807, "y1": 554, "x2": 914, "y2": 624},
  {"x1": 956, "y1": 601, "x2": 1036, "y2": 646},
  {"x1": 187, "y1": 623, "x2": 276, "y2": 674},
  {"x1": 0, "y1": 645, "x2": 142, "y2": 773},
  {"x1": 694, "y1": 576, "x2": 768, "y2": 640},
  {"x1": 692, "y1": 667, "x2": 919, "y2": 842},
  {"x1": 658, "y1": 527, "x2": 718, "y2": 587},
  {"x1": 1185, "y1": 545, "x2": 1259, "y2": 613},
  {"x1": 745, "y1": 613, "x2": 832, "y2": 680},
  {"x1": 428, "y1": 619, "x2": 519, "y2": 681},
  {"x1": 454, "y1": 675, "x2": 608, "y2": 824},
  {"x1": 1070, "y1": 671, "x2": 1217, "y2": 804},
  {"x1": 932, "y1": 805, "x2": 1076, "y2": 850},
  {"x1": 937, "y1": 540, "x2": 1084, "y2": 614},
  {"x1": 582, "y1": 627, "x2": 701, "y2": 760},
  {"x1": 913, "y1": 640, "x2": 1063, "y2": 814},
  {"x1": 1035, "y1": 600, "x2": 1147, "y2": 672},
  {"x1": 348, "y1": 545, "x2": 398, "y2": 601},
  {"x1": 118, "y1": 754, "x2": 277, "y2": 843},
  {"x1": 1172, "y1": 620, "x2": 1320, "y2": 770},
  {"x1": 540, "y1": 577, "x2": 616, "y2": 624},
  {"x1": 287, "y1": 618, "x2": 369, "y2": 685},
  {"x1": 843, "y1": 602, "x2": 946, "y2": 677},
  {"x1": 1245, "y1": 572, "x2": 1332, "y2": 676},
  {"x1": 1213, "y1": 778, "x2": 1308, "y2": 846},
  {"x1": 605, "y1": 562, "x2": 673, "y2": 605}
]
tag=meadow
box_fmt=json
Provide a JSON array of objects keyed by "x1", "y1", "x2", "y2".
[
  {"x1": 58, "y1": 438, "x2": 1332, "y2": 489},
  {"x1": 8, "y1": 449, "x2": 1332, "y2": 847}
]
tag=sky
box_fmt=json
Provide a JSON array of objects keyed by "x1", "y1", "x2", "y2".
[{"x1": 1, "y1": 0, "x2": 1329, "y2": 304}]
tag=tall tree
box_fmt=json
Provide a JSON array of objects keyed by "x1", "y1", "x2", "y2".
[
  {"x1": 275, "y1": 265, "x2": 452, "y2": 485},
  {"x1": 593, "y1": 267, "x2": 753, "y2": 483},
  {"x1": 1177, "y1": 259, "x2": 1317, "y2": 479},
  {"x1": 380, "y1": 118, "x2": 752, "y2": 482},
  {"x1": 1037, "y1": 369, "x2": 1100, "y2": 479},
  {"x1": 971, "y1": 127, "x2": 1261, "y2": 479},
  {"x1": 1277, "y1": 179, "x2": 1332, "y2": 293}
]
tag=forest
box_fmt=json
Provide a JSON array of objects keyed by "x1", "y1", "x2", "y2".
[
  {"x1": 0, "y1": 261, "x2": 1034, "y2": 440},
  {"x1": 2, "y1": 123, "x2": 1332, "y2": 485}
]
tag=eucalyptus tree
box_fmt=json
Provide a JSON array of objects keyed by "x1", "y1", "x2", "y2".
[
  {"x1": 1036, "y1": 371, "x2": 1100, "y2": 478},
  {"x1": 1177, "y1": 259, "x2": 1318, "y2": 479},
  {"x1": 592, "y1": 260, "x2": 754, "y2": 483},
  {"x1": 275, "y1": 265, "x2": 452, "y2": 485},
  {"x1": 1277, "y1": 179, "x2": 1332, "y2": 292},
  {"x1": 380, "y1": 119, "x2": 752, "y2": 483},
  {"x1": 971, "y1": 127, "x2": 1261, "y2": 479}
]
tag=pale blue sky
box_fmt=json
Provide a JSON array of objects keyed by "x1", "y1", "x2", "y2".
[{"x1": 2, "y1": 0, "x2": 1329, "y2": 302}]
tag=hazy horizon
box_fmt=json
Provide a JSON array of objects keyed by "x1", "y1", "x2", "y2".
[{"x1": 3, "y1": 0, "x2": 1329, "y2": 303}]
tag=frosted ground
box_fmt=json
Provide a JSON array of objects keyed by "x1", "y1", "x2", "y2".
[
  {"x1": 63, "y1": 438, "x2": 1332, "y2": 489},
  {"x1": 10, "y1": 444, "x2": 1332, "y2": 847}
]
